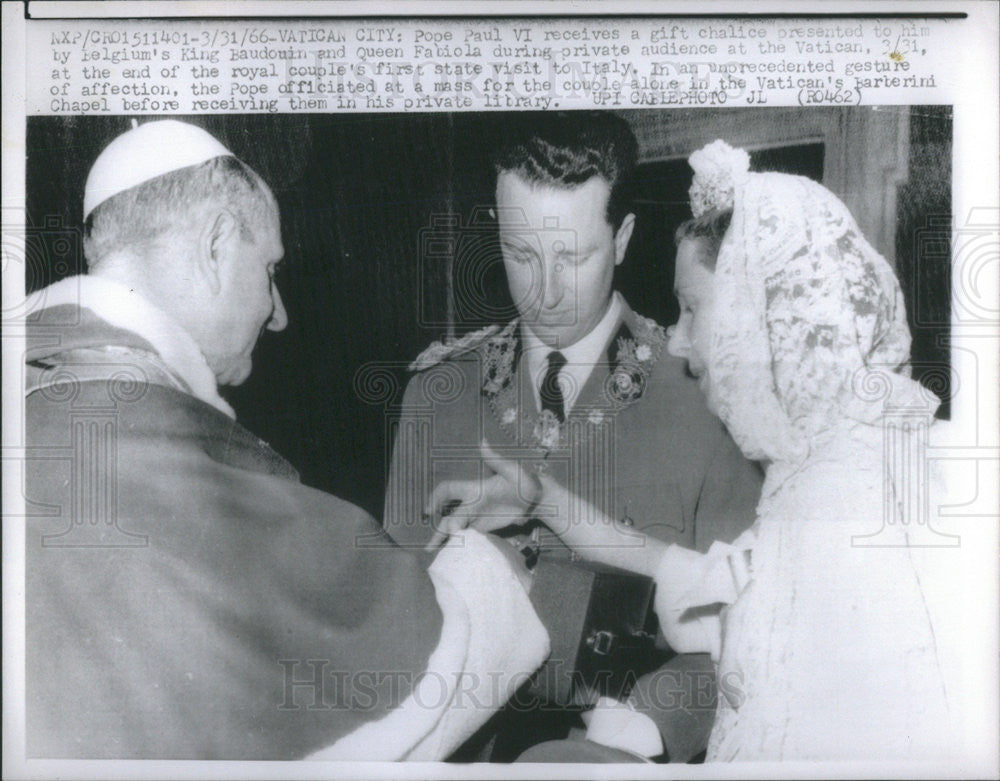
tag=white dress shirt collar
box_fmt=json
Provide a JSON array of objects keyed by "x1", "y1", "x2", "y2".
[{"x1": 521, "y1": 293, "x2": 624, "y2": 415}]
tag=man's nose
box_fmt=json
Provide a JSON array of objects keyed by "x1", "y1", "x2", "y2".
[
  {"x1": 666, "y1": 322, "x2": 690, "y2": 359},
  {"x1": 541, "y1": 259, "x2": 567, "y2": 309},
  {"x1": 267, "y1": 283, "x2": 288, "y2": 332}
]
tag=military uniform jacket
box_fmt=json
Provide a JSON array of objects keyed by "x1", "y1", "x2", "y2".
[{"x1": 384, "y1": 299, "x2": 763, "y2": 556}]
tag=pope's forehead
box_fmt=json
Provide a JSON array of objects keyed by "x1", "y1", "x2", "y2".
[{"x1": 244, "y1": 197, "x2": 283, "y2": 251}]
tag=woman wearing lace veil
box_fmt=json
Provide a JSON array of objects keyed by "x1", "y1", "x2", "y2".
[
  {"x1": 425, "y1": 139, "x2": 961, "y2": 761},
  {"x1": 526, "y1": 140, "x2": 958, "y2": 761},
  {"x1": 637, "y1": 140, "x2": 957, "y2": 760}
]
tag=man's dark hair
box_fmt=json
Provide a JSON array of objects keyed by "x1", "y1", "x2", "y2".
[
  {"x1": 491, "y1": 111, "x2": 639, "y2": 231},
  {"x1": 674, "y1": 208, "x2": 733, "y2": 271}
]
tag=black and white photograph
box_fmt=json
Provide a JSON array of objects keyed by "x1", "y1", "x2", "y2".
[{"x1": 3, "y1": 3, "x2": 998, "y2": 779}]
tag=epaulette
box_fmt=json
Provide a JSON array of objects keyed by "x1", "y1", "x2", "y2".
[{"x1": 408, "y1": 324, "x2": 503, "y2": 372}]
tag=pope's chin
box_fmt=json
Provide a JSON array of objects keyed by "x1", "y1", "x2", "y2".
[{"x1": 215, "y1": 358, "x2": 253, "y2": 388}]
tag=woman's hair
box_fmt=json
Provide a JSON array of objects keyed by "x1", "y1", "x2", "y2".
[{"x1": 673, "y1": 208, "x2": 733, "y2": 271}]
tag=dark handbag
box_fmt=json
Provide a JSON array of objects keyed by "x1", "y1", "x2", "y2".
[{"x1": 525, "y1": 554, "x2": 664, "y2": 705}]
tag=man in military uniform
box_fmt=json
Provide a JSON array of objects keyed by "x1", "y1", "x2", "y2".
[{"x1": 383, "y1": 112, "x2": 763, "y2": 761}]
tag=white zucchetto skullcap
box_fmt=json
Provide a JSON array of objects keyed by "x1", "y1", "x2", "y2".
[{"x1": 83, "y1": 120, "x2": 234, "y2": 220}]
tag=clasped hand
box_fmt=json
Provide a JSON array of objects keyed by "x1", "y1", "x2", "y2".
[
  {"x1": 422, "y1": 442, "x2": 664, "y2": 577},
  {"x1": 423, "y1": 441, "x2": 542, "y2": 551}
]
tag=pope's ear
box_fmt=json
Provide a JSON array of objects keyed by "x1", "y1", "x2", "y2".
[
  {"x1": 200, "y1": 209, "x2": 238, "y2": 295},
  {"x1": 613, "y1": 213, "x2": 636, "y2": 266}
]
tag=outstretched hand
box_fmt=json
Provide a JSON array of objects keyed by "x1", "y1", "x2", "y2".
[
  {"x1": 423, "y1": 441, "x2": 542, "y2": 551},
  {"x1": 534, "y1": 473, "x2": 668, "y2": 577}
]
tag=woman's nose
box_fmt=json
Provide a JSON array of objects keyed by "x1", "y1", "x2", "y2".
[{"x1": 666, "y1": 322, "x2": 690, "y2": 359}]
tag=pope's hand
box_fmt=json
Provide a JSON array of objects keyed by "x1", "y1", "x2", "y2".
[{"x1": 423, "y1": 441, "x2": 542, "y2": 551}]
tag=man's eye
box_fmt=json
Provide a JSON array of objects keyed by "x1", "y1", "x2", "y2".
[{"x1": 563, "y1": 246, "x2": 593, "y2": 265}]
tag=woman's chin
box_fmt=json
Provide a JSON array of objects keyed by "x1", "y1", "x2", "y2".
[{"x1": 697, "y1": 375, "x2": 721, "y2": 417}]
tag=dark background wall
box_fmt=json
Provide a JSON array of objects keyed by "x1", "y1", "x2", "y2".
[
  {"x1": 25, "y1": 108, "x2": 951, "y2": 517},
  {"x1": 895, "y1": 106, "x2": 953, "y2": 417}
]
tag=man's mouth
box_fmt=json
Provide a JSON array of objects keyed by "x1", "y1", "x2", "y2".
[{"x1": 531, "y1": 312, "x2": 574, "y2": 327}]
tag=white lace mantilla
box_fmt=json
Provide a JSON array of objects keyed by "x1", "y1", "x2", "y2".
[{"x1": 668, "y1": 149, "x2": 955, "y2": 761}]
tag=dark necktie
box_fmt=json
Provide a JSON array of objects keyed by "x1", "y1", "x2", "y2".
[{"x1": 539, "y1": 351, "x2": 567, "y2": 422}]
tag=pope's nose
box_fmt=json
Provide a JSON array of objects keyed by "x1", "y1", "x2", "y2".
[{"x1": 267, "y1": 284, "x2": 288, "y2": 332}]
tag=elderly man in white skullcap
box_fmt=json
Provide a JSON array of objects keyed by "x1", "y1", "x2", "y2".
[
  {"x1": 24, "y1": 120, "x2": 548, "y2": 760},
  {"x1": 80, "y1": 119, "x2": 287, "y2": 391}
]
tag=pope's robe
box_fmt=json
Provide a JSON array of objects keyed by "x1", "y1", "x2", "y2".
[{"x1": 23, "y1": 276, "x2": 548, "y2": 760}]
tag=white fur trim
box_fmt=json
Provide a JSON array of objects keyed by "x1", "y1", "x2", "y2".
[
  {"x1": 583, "y1": 696, "x2": 664, "y2": 757},
  {"x1": 311, "y1": 530, "x2": 549, "y2": 761}
]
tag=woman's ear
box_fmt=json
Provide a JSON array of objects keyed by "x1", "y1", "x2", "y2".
[
  {"x1": 198, "y1": 209, "x2": 238, "y2": 295},
  {"x1": 614, "y1": 213, "x2": 636, "y2": 266}
]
